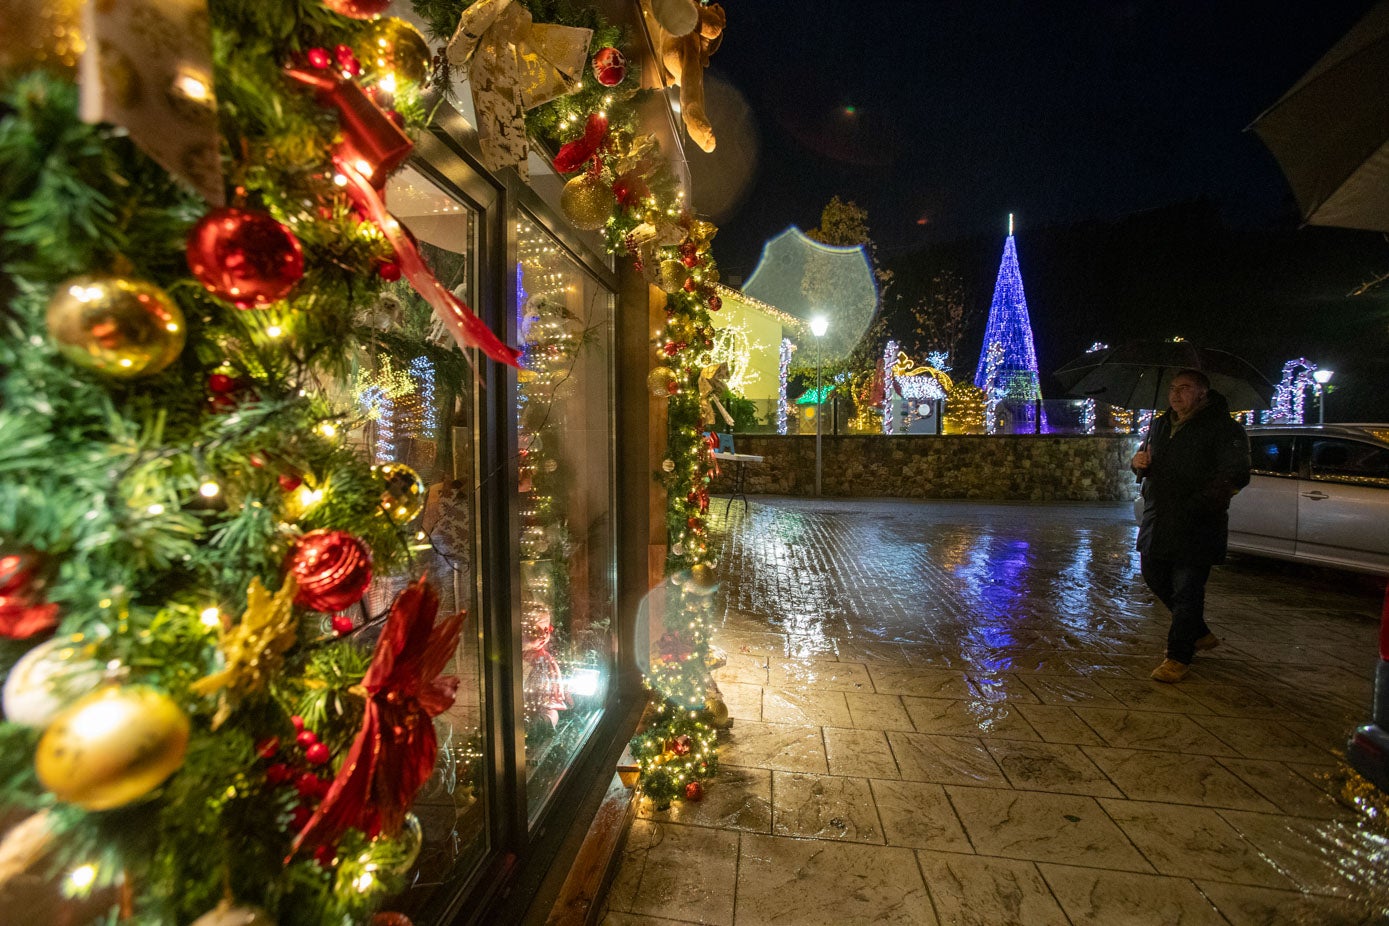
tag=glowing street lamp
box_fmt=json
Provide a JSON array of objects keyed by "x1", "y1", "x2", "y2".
[
  {"x1": 1313, "y1": 368, "x2": 1334, "y2": 425},
  {"x1": 810, "y1": 316, "x2": 829, "y2": 496}
]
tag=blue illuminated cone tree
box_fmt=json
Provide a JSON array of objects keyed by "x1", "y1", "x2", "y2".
[{"x1": 973, "y1": 220, "x2": 1045, "y2": 432}]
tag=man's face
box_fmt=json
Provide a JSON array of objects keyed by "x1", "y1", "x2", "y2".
[{"x1": 1168, "y1": 376, "x2": 1206, "y2": 417}]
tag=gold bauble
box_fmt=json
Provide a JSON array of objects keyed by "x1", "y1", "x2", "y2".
[
  {"x1": 374, "y1": 462, "x2": 425, "y2": 522},
  {"x1": 561, "y1": 174, "x2": 614, "y2": 231},
  {"x1": 657, "y1": 259, "x2": 688, "y2": 294},
  {"x1": 704, "y1": 696, "x2": 730, "y2": 727},
  {"x1": 688, "y1": 563, "x2": 718, "y2": 593},
  {"x1": 647, "y1": 365, "x2": 677, "y2": 397},
  {"x1": 36, "y1": 685, "x2": 190, "y2": 810},
  {"x1": 46, "y1": 274, "x2": 186, "y2": 378},
  {"x1": 361, "y1": 17, "x2": 432, "y2": 85}
]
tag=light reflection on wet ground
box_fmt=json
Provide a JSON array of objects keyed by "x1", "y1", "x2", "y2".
[{"x1": 608, "y1": 498, "x2": 1389, "y2": 926}]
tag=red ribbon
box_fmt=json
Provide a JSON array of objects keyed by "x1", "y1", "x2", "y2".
[
  {"x1": 552, "y1": 112, "x2": 609, "y2": 174},
  {"x1": 336, "y1": 158, "x2": 521, "y2": 368}
]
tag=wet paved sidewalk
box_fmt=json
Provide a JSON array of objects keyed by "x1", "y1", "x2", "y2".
[{"x1": 604, "y1": 498, "x2": 1388, "y2": 926}]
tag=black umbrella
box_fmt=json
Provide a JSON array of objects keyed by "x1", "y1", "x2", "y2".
[
  {"x1": 1055, "y1": 339, "x2": 1274, "y2": 413},
  {"x1": 1250, "y1": 2, "x2": 1389, "y2": 231}
]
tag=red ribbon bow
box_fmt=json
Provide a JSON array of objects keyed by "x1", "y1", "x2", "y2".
[{"x1": 291, "y1": 579, "x2": 464, "y2": 856}]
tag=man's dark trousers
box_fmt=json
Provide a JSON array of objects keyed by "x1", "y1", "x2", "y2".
[{"x1": 1140, "y1": 555, "x2": 1212, "y2": 664}]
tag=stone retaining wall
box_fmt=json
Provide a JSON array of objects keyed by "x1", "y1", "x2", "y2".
[{"x1": 711, "y1": 434, "x2": 1143, "y2": 502}]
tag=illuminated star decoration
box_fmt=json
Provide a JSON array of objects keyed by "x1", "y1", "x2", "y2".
[{"x1": 191, "y1": 577, "x2": 299, "y2": 728}]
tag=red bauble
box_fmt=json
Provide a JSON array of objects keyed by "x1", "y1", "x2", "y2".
[
  {"x1": 372, "y1": 915, "x2": 414, "y2": 926},
  {"x1": 592, "y1": 47, "x2": 626, "y2": 87},
  {"x1": 297, "y1": 729, "x2": 318, "y2": 748},
  {"x1": 266, "y1": 763, "x2": 294, "y2": 786},
  {"x1": 331, "y1": 614, "x2": 355, "y2": 635},
  {"x1": 306, "y1": 47, "x2": 332, "y2": 69},
  {"x1": 708, "y1": 294, "x2": 722, "y2": 312},
  {"x1": 378, "y1": 261, "x2": 402, "y2": 281},
  {"x1": 256, "y1": 736, "x2": 280, "y2": 758},
  {"x1": 335, "y1": 44, "x2": 361, "y2": 76},
  {"x1": 611, "y1": 171, "x2": 649, "y2": 209},
  {"x1": 662, "y1": 342, "x2": 680, "y2": 357},
  {"x1": 323, "y1": 0, "x2": 392, "y2": 19},
  {"x1": 682, "y1": 276, "x2": 698, "y2": 292},
  {"x1": 207, "y1": 372, "x2": 238, "y2": 394},
  {"x1": 671, "y1": 734, "x2": 692, "y2": 756},
  {"x1": 187, "y1": 208, "x2": 305, "y2": 309},
  {"x1": 0, "y1": 550, "x2": 59, "y2": 640},
  {"x1": 278, "y1": 472, "x2": 303, "y2": 492},
  {"x1": 306, "y1": 742, "x2": 331, "y2": 765},
  {"x1": 286, "y1": 529, "x2": 373, "y2": 612},
  {"x1": 684, "y1": 781, "x2": 704, "y2": 802}
]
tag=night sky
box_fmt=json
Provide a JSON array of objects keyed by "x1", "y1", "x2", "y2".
[{"x1": 696, "y1": 1, "x2": 1380, "y2": 279}]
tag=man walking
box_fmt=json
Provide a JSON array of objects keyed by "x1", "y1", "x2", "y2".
[{"x1": 1131, "y1": 369, "x2": 1251, "y2": 683}]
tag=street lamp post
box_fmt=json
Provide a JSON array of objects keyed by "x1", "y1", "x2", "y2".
[
  {"x1": 811, "y1": 316, "x2": 829, "y2": 495},
  {"x1": 1313, "y1": 369, "x2": 1334, "y2": 425}
]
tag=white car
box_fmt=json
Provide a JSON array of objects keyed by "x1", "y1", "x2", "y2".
[{"x1": 1134, "y1": 424, "x2": 1389, "y2": 575}]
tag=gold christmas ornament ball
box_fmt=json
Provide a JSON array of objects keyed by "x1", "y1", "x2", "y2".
[
  {"x1": 191, "y1": 903, "x2": 277, "y2": 926},
  {"x1": 36, "y1": 685, "x2": 190, "y2": 810},
  {"x1": 560, "y1": 174, "x2": 614, "y2": 230},
  {"x1": 657, "y1": 259, "x2": 688, "y2": 294},
  {"x1": 704, "y1": 696, "x2": 730, "y2": 727},
  {"x1": 688, "y1": 563, "x2": 718, "y2": 594},
  {"x1": 46, "y1": 274, "x2": 186, "y2": 378},
  {"x1": 373, "y1": 462, "x2": 426, "y2": 522},
  {"x1": 647, "y1": 365, "x2": 677, "y2": 397},
  {"x1": 361, "y1": 17, "x2": 432, "y2": 84}
]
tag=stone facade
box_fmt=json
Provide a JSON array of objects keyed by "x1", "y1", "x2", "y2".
[{"x1": 712, "y1": 434, "x2": 1143, "y2": 501}]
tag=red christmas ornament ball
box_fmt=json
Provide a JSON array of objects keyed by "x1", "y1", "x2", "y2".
[
  {"x1": 296, "y1": 729, "x2": 318, "y2": 748},
  {"x1": 682, "y1": 276, "x2": 698, "y2": 292},
  {"x1": 592, "y1": 47, "x2": 626, "y2": 87},
  {"x1": 378, "y1": 261, "x2": 402, "y2": 281},
  {"x1": 322, "y1": 0, "x2": 392, "y2": 18},
  {"x1": 334, "y1": 44, "x2": 361, "y2": 76},
  {"x1": 684, "y1": 780, "x2": 704, "y2": 802},
  {"x1": 187, "y1": 208, "x2": 304, "y2": 309},
  {"x1": 306, "y1": 46, "x2": 332, "y2": 69},
  {"x1": 286, "y1": 529, "x2": 373, "y2": 612},
  {"x1": 277, "y1": 472, "x2": 303, "y2": 492},
  {"x1": 671, "y1": 734, "x2": 692, "y2": 756},
  {"x1": 708, "y1": 294, "x2": 722, "y2": 312},
  {"x1": 331, "y1": 614, "x2": 355, "y2": 634},
  {"x1": 207, "y1": 372, "x2": 237, "y2": 394},
  {"x1": 266, "y1": 762, "x2": 293, "y2": 786},
  {"x1": 305, "y1": 742, "x2": 331, "y2": 765},
  {"x1": 372, "y1": 915, "x2": 415, "y2": 926}
]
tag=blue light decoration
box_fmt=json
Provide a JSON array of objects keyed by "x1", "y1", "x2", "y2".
[
  {"x1": 409, "y1": 355, "x2": 437, "y2": 437},
  {"x1": 973, "y1": 217, "x2": 1045, "y2": 432},
  {"x1": 881, "y1": 339, "x2": 898, "y2": 434},
  {"x1": 777, "y1": 338, "x2": 792, "y2": 435}
]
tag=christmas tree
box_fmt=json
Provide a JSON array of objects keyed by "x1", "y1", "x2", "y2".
[
  {"x1": 973, "y1": 219, "x2": 1045, "y2": 432},
  {"x1": 0, "y1": 1, "x2": 515, "y2": 922}
]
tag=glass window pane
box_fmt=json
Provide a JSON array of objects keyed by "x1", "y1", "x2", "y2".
[
  {"x1": 1310, "y1": 438, "x2": 1389, "y2": 482},
  {"x1": 1250, "y1": 437, "x2": 1294, "y2": 474},
  {"x1": 367, "y1": 167, "x2": 488, "y2": 910},
  {"x1": 515, "y1": 215, "x2": 615, "y2": 824}
]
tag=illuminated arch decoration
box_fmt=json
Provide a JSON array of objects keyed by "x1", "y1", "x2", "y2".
[
  {"x1": 974, "y1": 218, "x2": 1045, "y2": 432},
  {"x1": 1266, "y1": 358, "x2": 1318, "y2": 424}
]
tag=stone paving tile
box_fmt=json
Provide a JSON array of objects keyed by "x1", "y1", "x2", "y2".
[
  {"x1": 771, "y1": 772, "x2": 883, "y2": 844},
  {"x1": 946, "y1": 785, "x2": 1154, "y2": 872},
  {"x1": 842, "y1": 691, "x2": 914, "y2": 731},
  {"x1": 1038, "y1": 864, "x2": 1228, "y2": 925},
  {"x1": 823, "y1": 726, "x2": 899, "y2": 778},
  {"x1": 917, "y1": 851, "x2": 1069, "y2": 925},
  {"x1": 736, "y1": 835, "x2": 937, "y2": 926},
  {"x1": 1100, "y1": 799, "x2": 1293, "y2": 888},
  {"x1": 613, "y1": 499, "x2": 1383, "y2": 925},
  {"x1": 902, "y1": 697, "x2": 1041, "y2": 741}
]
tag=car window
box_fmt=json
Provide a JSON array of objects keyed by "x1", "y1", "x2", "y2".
[
  {"x1": 1249, "y1": 436, "x2": 1295, "y2": 475},
  {"x1": 1308, "y1": 438, "x2": 1389, "y2": 485}
]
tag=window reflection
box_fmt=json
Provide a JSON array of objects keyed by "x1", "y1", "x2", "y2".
[{"x1": 515, "y1": 216, "x2": 615, "y2": 823}]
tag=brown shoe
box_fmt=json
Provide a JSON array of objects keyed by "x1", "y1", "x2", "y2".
[
  {"x1": 1150, "y1": 659, "x2": 1189, "y2": 684},
  {"x1": 1195, "y1": 633, "x2": 1220, "y2": 651}
]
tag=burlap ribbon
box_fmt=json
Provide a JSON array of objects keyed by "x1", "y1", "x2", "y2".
[
  {"x1": 446, "y1": 0, "x2": 592, "y2": 179},
  {"x1": 78, "y1": 0, "x2": 225, "y2": 203}
]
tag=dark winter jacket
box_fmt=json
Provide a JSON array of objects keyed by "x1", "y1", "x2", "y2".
[{"x1": 1135, "y1": 390, "x2": 1251, "y2": 565}]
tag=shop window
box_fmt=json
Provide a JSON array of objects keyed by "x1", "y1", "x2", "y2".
[
  {"x1": 514, "y1": 215, "x2": 615, "y2": 824},
  {"x1": 359, "y1": 167, "x2": 489, "y2": 909}
]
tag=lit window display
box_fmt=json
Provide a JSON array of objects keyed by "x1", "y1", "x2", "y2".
[{"x1": 514, "y1": 215, "x2": 615, "y2": 824}]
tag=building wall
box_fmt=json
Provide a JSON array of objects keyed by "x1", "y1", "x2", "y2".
[{"x1": 713, "y1": 435, "x2": 1143, "y2": 501}]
